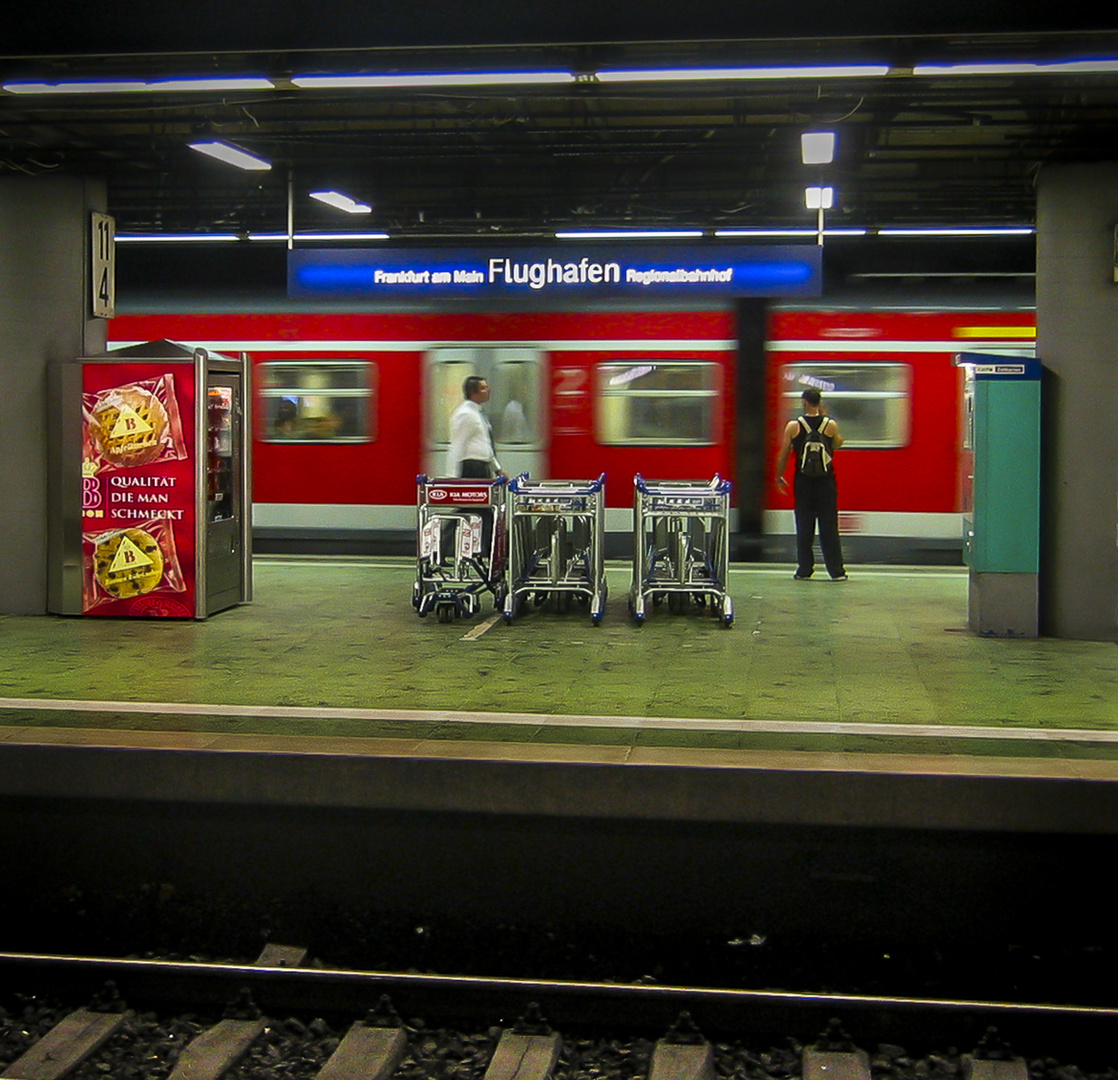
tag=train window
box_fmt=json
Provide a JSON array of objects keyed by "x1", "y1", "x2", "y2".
[
  {"x1": 258, "y1": 361, "x2": 375, "y2": 443},
  {"x1": 596, "y1": 362, "x2": 720, "y2": 445},
  {"x1": 779, "y1": 363, "x2": 911, "y2": 448}
]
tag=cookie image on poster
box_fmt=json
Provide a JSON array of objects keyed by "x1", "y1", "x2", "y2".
[
  {"x1": 93, "y1": 528, "x2": 166, "y2": 599},
  {"x1": 90, "y1": 386, "x2": 170, "y2": 468}
]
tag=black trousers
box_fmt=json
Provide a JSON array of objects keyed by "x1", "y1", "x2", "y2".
[
  {"x1": 459, "y1": 459, "x2": 493, "y2": 478},
  {"x1": 793, "y1": 473, "x2": 845, "y2": 578}
]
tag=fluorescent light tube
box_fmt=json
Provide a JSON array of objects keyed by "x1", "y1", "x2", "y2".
[
  {"x1": 4, "y1": 76, "x2": 275, "y2": 94},
  {"x1": 114, "y1": 233, "x2": 244, "y2": 242},
  {"x1": 310, "y1": 191, "x2": 372, "y2": 214},
  {"x1": 914, "y1": 59, "x2": 1118, "y2": 76},
  {"x1": 554, "y1": 229, "x2": 705, "y2": 239},
  {"x1": 188, "y1": 140, "x2": 272, "y2": 170},
  {"x1": 293, "y1": 231, "x2": 390, "y2": 240},
  {"x1": 115, "y1": 231, "x2": 391, "y2": 243},
  {"x1": 292, "y1": 71, "x2": 573, "y2": 89},
  {"x1": 714, "y1": 227, "x2": 867, "y2": 237},
  {"x1": 595, "y1": 64, "x2": 890, "y2": 83},
  {"x1": 877, "y1": 227, "x2": 1035, "y2": 236}
]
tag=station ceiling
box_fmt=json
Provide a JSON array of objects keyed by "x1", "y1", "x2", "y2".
[{"x1": 4, "y1": 20, "x2": 1118, "y2": 246}]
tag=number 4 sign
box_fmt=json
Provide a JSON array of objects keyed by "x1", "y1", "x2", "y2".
[{"x1": 91, "y1": 211, "x2": 115, "y2": 319}]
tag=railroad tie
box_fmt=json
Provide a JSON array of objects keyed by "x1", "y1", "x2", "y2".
[
  {"x1": 163, "y1": 1017, "x2": 267, "y2": 1080},
  {"x1": 483, "y1": 1029, "x2": 562, "y2": 1080},
  {"x1": 253, "y1": 943, "x2": 311, "y2": 968},
  {"x1": 0, "y1": 1007, "x2": 128, "y2": 1080},
  {"x1": 649, "y1": 1013, "x2": 715, "y2": 1080},
  {"x1": 962, "y1": 1027, "x2": 1029, "y2": 1080},
  {"x1": 963, "y1": 1059, "x2": 1029, "y2": 1080},
  {"x1": 801, "y1": 1044, "x2": 872, "y2": 1080},
  {"x1": 802, "y1": 1019, "x2": 871, "y2": 1080},
  {"x1": 315, "y1": 1022, "x2": 408, "y2": 1080}
]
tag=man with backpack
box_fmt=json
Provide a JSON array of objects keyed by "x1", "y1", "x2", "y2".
[{"x1": 775, "y1": 387, "x2": 848, "y2": 581}]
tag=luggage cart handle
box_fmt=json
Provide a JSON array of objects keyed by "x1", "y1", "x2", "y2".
[
  {"x1": 634, "y1": 473, "x2": 730, "y2": 495},
  {"x1": 510, "y1": 472, "x2": 605, "y2": 494}
]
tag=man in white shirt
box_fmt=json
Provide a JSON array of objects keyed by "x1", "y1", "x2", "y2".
[{"x1": 447, "y1": 376, "x2": 504, "y2": 478}]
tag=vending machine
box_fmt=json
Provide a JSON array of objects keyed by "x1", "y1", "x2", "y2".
[
  {"x1": 48, "y1": 340, "x2": 252, "y2": 618},
  {"x1": 957, "y1": 352, "x2": 1041, "y2": 637}
]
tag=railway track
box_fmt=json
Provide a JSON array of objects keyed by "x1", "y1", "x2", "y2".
[{"x1": 1, "y1": 948, "x2": 1116, "y2": 1080}]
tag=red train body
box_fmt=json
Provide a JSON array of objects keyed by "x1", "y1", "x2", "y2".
[{"x1": 108, "y1": 303, "x2": 1036, "y2": 560}]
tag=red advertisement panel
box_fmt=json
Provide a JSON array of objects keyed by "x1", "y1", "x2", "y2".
[{"x1": 80, "y1": 363, "x2": 196, "y2": 617}]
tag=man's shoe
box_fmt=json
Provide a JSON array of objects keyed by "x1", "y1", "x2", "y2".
[
  {"x1": 793, "y1": 573, "x2": 812, "y2": 580},
  {"x1": 830, "y1": 574, "x2": 849, "y2": 582}
]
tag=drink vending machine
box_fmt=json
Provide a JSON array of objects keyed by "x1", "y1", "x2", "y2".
[
  {"x1": 956, "y1": 352, "x2": 1041, "y2": 637},
  {"x1": 48, "y1": 340, "x2": 252, "y2": 618}
]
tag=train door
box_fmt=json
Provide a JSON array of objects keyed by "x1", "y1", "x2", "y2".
[{"x1": 423, "y1": 347, "x2": 547, "y2": 480}]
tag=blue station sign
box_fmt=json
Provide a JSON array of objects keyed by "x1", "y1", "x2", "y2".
[{"x1": 289, "y1": 244, "x2": 822, "y2": 300}]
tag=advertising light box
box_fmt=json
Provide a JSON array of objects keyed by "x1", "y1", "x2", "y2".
[
  {"x1": 80, "y1": 361, "x2": 198, "y2": 616},
  {"x1": 48, "y1": 341, "x2": 252, "y2": 619},
  {"x1": 289, "y1": 244, "x2": 822, "y2": 301}
]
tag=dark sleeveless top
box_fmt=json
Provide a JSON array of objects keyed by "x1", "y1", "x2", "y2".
[{"x1": 791, "y1": 414, "x2": 835, "y2": 475}]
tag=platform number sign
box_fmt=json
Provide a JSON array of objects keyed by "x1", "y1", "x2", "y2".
[{"x1": 91, "y1": 211, "x2": 116, "y2": 318}]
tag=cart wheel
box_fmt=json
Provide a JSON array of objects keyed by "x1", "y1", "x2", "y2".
[
  {"x1": 555, "y1": 591, "x2": 572, "y2": 614},
  {"x1": 437, "y1": 603, "x2": 455, "y2": 623},
  {"x1": 722, "y1": 596, "x2": 734, "y2": 627},
  {"x1": 591, "y1": 594, "x2": 604, "y2": 625},
  {"x1": 668, "y1": 591, "x2": 686, "y2": 616}
]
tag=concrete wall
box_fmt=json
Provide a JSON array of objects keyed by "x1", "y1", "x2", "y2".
[
  {"x1": 0, "y1": 176, "x2": 106, "y2": 615},
  {"x1": 1036, "y1": 163, "x2": 1118, "y2": 640}
]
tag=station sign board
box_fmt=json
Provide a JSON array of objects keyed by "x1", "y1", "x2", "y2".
[{"x1": 289, "y1": 244, "x2": 822, "y2": 301}]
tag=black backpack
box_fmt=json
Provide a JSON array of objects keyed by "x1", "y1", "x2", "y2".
[{"x1": 798, "y1": 416, "x2": 832, "y2": 477}]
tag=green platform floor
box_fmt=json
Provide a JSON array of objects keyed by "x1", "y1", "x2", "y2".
[{"x1": 2, "y1": 557, "x2": 1117, "y2": 765}]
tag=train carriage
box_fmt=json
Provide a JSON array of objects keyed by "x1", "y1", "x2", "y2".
[{"x1": 109, "y1": 300, "x2": 1036, "y2": 562}]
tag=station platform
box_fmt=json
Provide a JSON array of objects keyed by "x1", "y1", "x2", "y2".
[{"x1": 2, "y1": 557, "x2": 1117, "y2": 835}]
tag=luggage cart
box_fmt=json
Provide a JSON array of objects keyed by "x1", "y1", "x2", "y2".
[
  {"x1": 413, "y1": 475, "x2": 507, "y2": 623},
  {"x1": 503, "y1": 473, "x2": 607, "y2": 625},
  {"x1": 629, "y1": 473, "x2": 733, "y2": 627}
]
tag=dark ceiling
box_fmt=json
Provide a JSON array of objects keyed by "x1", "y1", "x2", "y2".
[{"x1": 4, "y1": 9, "x2": 1118, "y2": 251}]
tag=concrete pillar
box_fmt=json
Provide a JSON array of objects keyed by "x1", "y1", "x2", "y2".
[
  {"x1": 1036, "y1": 163, "x2": 1118, "y2": 640},
  {"x1": 0, "y1": 176, "x2": 106, "y2": 614}
]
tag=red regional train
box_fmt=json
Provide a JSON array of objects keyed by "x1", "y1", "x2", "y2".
[{"x1": 108, "y1": 301, "x2": 1036, "y2": 562}]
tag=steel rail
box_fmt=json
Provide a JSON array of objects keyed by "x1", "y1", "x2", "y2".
[{"x1": 1, "y1": 951, "x2": 1115, "y2": 1066}]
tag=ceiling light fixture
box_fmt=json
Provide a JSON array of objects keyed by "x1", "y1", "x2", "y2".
[
  {"x1": 595, "y1": 64, "x2": 890, "y2": 83},
  {"x1": 293, "y1": 231, "x2": 390, "y2": 241},
  {"x1": 877, "y1": 226, "x2": 1035, "y2": 236},
  {"x1": 115, "y1": 231, "x2": 391, "y2": 243},
  {"x1": 554, "y1": 229, "x2": 705, "y2": 239},
  {"x1": 188, "y1": 140, "x2": 272, "y2": 170},
  {"x1": 805, "y1": 186, "x2": 835, "y2": 210},
  {"x1": 714, "y1": 227, "x2": 868, "y2": 237},
  {"x1": 913, "y1": 58, "x2": 1118, "y2": 76},
  {"x1": 801, "y1": 131, "x2": 836, "y2": 164},
  {"x1": 3, "y1": 76, "x2": 275, "y2": 95},
  {"x1": 114, "y1": 233, "x2": 245, "y2": 243},
  {"x1": 292, "y1": 71, "x2": 574, "y2": 89},
  {"x1": 310, "y1": 190, "x2": 372, "y2": 213}
]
